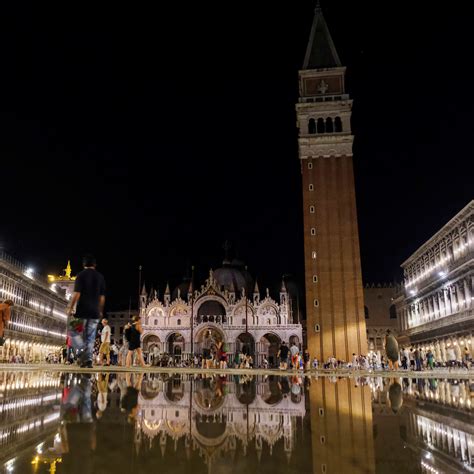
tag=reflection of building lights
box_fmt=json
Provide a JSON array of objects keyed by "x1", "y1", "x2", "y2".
[
  {"x1": 410, "y1": 289, "x2": 417, "y2": 296},
  {"x1": 5, "y1": 458, "x2": 15, "y2": 473}
]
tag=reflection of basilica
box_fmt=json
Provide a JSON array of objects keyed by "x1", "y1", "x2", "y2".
[
  {"x1": 135, "y1": 374, "x2": 306, "y2": 468},
  {"x1": 140, "y1": 261, "x2": 303, "y2": 366}
]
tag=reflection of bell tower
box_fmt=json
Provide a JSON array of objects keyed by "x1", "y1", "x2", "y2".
[
  {"x1": 297, "y1": 2, "x2": 367, "y2": 361},
  {"x1": 310, "y1": 379, "x2": 375, "y2": 473}
]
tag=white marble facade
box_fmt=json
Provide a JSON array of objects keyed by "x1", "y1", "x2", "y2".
[{"x1": 140, "y1": 269, "x2": 303, "y2": 366}]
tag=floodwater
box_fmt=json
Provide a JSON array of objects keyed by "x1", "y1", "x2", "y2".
[{"x1": 0, "y1": 371, "x2": 473, "y2": 474}]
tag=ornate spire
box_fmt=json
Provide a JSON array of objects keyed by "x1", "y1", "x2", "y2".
[
  {"x1": 280, "y1": 279, "x2": 287, "y2": 292},
  {"x1": 253, "y1": 280, "x2": 259, "y2": 294},
  {"x1": 303, "y1": 1, "x2": 341, "y2": 69},
  {"x1": 141, "y1": 283, "x2": 147, "y2": 296},
  {"x1": 64, "y1": 260, "x2": 72, "y2": 279},
  {"x1": 165, "y1": 282, "x2": 170, "y2": 295}
]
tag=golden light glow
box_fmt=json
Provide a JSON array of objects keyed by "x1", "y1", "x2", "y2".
[{"x1": 47, "y1": 261, "x2": 76, "y2": 282}]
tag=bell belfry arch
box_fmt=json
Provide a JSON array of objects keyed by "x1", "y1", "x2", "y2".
[{"x1": 296, "y1": 3, "x2": 367, "y2": 361}]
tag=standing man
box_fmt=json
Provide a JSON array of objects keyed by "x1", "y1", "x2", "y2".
[
  {"x1": 277, "y1": 341, "x2": 289, "y2": 370},
  {"x1": 66, "y1": 255, "x2": 106, "y2": 368},
  {"x1": 0, "y1": 300, "x2": 14, "y2": 346},
  {"x1": 98, "y1": 318, "x2": 111, "y2": 366},
  {"x1": 290, "y1": 341, "x2": 300, "y2": 370}
]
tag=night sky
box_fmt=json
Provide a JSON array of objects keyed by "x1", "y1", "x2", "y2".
[{"x1": 1, "y1": 1, "x2": 472, "y2": 310}]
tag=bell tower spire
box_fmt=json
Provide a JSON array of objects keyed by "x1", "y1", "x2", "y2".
[{"x1": 296, "y1": 3, "x2": 367, "y2": 362}]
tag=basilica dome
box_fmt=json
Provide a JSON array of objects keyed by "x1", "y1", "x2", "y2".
[{"x1": 213, "y1": 259, "x2": 253, "y2": 293}]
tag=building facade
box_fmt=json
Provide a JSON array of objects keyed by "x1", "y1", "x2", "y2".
[
  {"x1": 395, "y1": 200, "x2": 474, "y2": 362},
  {"x1": 107, "y1": 309, "x2": 137, "y2": 345},
  {"x1": 364, "y1": 283, "x2": 399, "y2": 355},
  {"x1": 140, "y1": 262, "x2": 303, "y2": 367},
  {"x1": 0, "y1": 250, "x2": 68, "y2": 362},
  {"x1": 296, "y1": 4, "x2": 367, "y2": 361}
]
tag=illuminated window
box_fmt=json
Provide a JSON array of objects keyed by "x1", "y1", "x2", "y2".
[
  {"x1": 313, "y1": 275, "x2": 318, "y2": 283},
  {"x1": 312, "y1": 251, "x2": 317, "y2": 259},
  {"x1": 308, "y1": 161, "x2": 313, "y2": 169},
  {"x1": 309, "y1": 184, "x2": 314, "y2": 191},
  {"x1": 310, "y1": 205, "x2": 315, "y2": 213},
  {"x1": 311, "y1": 228, "x2": 316, "y2": 235}
]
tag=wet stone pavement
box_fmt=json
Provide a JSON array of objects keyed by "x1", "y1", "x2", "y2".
[{"x1": 0, "y1": 371, "x2": 472, "y2": 473}]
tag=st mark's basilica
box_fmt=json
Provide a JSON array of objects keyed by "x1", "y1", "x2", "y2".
[{"x1": 139, "y1": 256, "x2": 303, "y2": 367}]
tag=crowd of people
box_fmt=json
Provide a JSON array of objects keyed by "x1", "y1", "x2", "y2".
[{"x1": 3, "y1": 254, "x2": 473, "y2": 373}]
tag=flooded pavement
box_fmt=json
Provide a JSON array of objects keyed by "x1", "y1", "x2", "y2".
[{"x1": 0, "y1": 371, "x2": 472, "y2": 473}]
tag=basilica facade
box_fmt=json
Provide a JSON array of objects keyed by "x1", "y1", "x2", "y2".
[{"x1": 140, "y1": 261, "x2": 303, "y2": 367}]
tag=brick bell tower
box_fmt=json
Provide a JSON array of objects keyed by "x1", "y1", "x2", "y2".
[{"x1": 297, "y1": 2, "x2": 367, "y2": 362}]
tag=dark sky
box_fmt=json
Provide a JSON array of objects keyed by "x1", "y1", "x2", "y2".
[{"x1": 1, "y1": 1, "x2": 472, "y2": 310}]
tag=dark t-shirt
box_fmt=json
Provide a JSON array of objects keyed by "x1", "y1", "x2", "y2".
[
  {"x1": 279, "y1": 345, "x2": 289, "y2": 359},
  {"x1": 74, "y1": 268, "x2": 106, "y2": 319}
]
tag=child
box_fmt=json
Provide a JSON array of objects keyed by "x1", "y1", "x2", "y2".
[{"x1": 125, "y1": 316, "x2": 146, "y2": 367}]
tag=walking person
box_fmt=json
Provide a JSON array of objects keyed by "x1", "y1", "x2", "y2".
[
  {"x1": 110, "y1": 340, "x2": 119, "y2": 365},
  {"x1": 98, "y1": 318, "x2": 111, "y2": 366},
  {"x1": 125, "y1": 315, "x2": 146, "y2": 368},
  {"x1": 426, "y1": 349, "x2": 435, "y2": 370},
  {"x1": 66, "y1": 255, "x2": 106, "y2": 368},
  {"x1": 118, "y1": 322, "x2": 131, "y2": 366}
]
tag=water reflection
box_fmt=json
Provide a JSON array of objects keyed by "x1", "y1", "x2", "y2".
[
  {"x1": 370, "y1": 377, "x2": 474, "y2": 473},
  {"x1": 0, "y1": 372, "x2": 473, "y2": 473}
]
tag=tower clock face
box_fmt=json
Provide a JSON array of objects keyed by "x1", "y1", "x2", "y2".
[{"x1": 303, "y1": 75, "x2": 343, "y2": 96}]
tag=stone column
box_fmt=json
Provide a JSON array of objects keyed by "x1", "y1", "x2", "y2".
[
  {"x1": 440, "y1": 339, "x2": 447, "y2": 363},
  {"x1": 464, "y1": 278, "x2": 471, "y2": 308}
]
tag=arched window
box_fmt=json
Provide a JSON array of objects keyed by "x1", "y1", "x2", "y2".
[
  {"x1": 154, "y1": 319, "x2": 157, "y2": 325},
  {"x1": 325, "y1": 117, "x2": 334, "y2": 133},
  {"x1": 389, "y1": 305, "x2": 397, "y2": 319},
  {"x1": 308, "y1": 118, "x2": 316, "y2": 134},
  {"x1": 317, "y1": 118, "x2": 325, "y2": 134},
  {"x1": 177, "y1": 319, "x2": 181, "y2": 325},
  {"x1": 364, "y1": 306, "x2": 369, "y2": 319},
  {"x1": 242, "y1": 318, "x2": 246, "y2": 325},
  {"x1": 335, "y1": 117, "x2": 343, "y2": 132}
]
